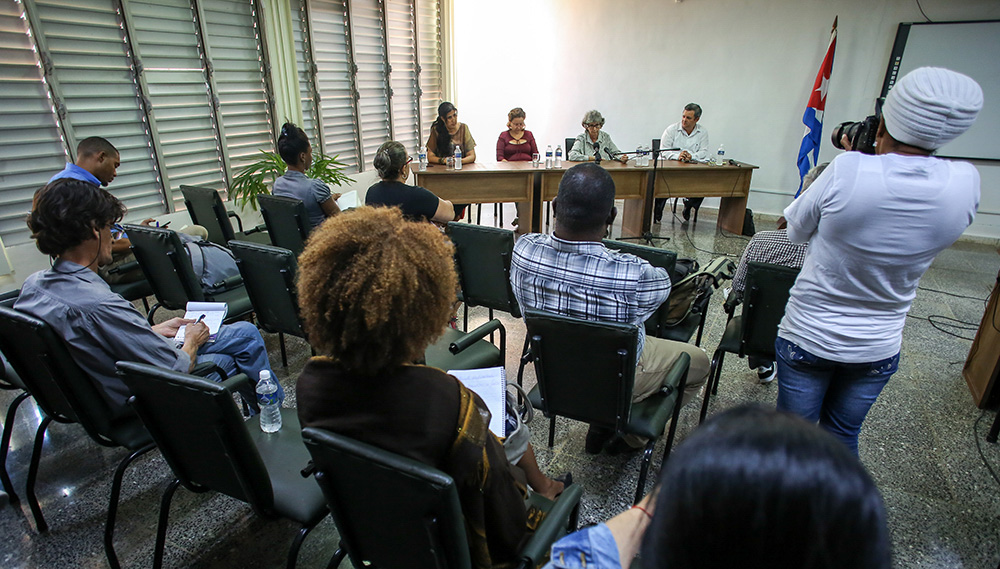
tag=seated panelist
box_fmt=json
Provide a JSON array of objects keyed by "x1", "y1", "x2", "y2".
[
  {"x1": 496, "y1": 107, "x2": 538, "y2": 162},
  {"x1": 568, "y1": 109, "x2": 628, "y2": 164}
]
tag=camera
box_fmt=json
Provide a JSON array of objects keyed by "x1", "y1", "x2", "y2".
[
  {"x1": 830, "y1": 99, "x2": 884, "y2": 155},
  {"x1": 831, "y1": 116, "x2": 879, "y2": 154}
]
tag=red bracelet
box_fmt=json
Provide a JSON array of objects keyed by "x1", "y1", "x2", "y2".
[{"x1": 631, "y1": 505, "x2": 653, "y2": 519}]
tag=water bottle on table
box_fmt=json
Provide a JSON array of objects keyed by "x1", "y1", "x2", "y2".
[
  {"x1": 555, "y1": 144, "x2": 563, "y2": 167},
  {"x1": 545, "y1": 145, "x2": 553, "y2": 168},
  {"x1": 418, "y1": 146, "x2": 428, "y2": 171},
  {"x1": 716, "y1": 144, "x2": 725, "y2": 166},
  {"x1": 454, "y1": 144, "x2": 463, "y2": 170},
  {"x1": 256, "y1": 370, "x2": 282, "y2": 433}
]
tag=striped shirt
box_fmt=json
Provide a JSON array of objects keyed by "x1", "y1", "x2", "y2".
[
  {"x1": 731, "y1": 229, "x2": 808, "y2": 296},
  {"x1": 510, "y1": 233, "x2": 672, "y2": 358}
]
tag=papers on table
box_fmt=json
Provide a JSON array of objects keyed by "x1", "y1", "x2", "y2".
[
  {"x1": 174, "y1": 301, "x2": 228, "y2": 345},
  {"x1": 448, "y1": 366, "x2": 507, "y2": 437}
]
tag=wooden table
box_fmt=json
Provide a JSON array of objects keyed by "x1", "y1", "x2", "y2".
[{"x1": 415, "y1": 159, "x2": 758, "y2": 236}]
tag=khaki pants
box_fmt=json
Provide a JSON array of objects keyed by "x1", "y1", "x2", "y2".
[{"x1": 623, "y1": 336, "x2": 710, "y2": 447}]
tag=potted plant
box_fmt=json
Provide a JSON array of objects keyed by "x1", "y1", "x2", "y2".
[{"x1": 228, "y1": 150, "x2": 354, "y2": 210}]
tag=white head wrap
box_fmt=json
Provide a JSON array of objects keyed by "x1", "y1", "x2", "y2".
[{"x1": 881, "y1": 67, "x2": 983, "y2": 150}]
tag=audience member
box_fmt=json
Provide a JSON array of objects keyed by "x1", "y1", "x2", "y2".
[
  {"x1": 777, "y1": 67, "x2": 983, "y2": 454},
  {"x1": 295, "y1": 206, "x2": 567, "y2": 569},
  {"x1": 543, "y1": 406, "x2": 891, "y2": 569},
  {"x1": 15, "y1": 179, "x2": 278, "y2": 414},
  {"x1": 729, "y1": 162, "x2": 827, "y2": 384},
  {"x1": 568, "y1": 110, "x2": 628, "y2": 163},
  {"x1": 272, "y1": 121, "x2": 341, "y2": 229},
  {"x1": 655, "y1": 103, "x2": 710, "y2": 222},
  {"x1": 510, "y1": 163, "x2": 709, "y2": 454},
  {"x1": 50, "y1": 136, "x2": 205, "y2": 283},
  {"x1": 365, "y1": 140, "x2": 454, "y2": 223}
]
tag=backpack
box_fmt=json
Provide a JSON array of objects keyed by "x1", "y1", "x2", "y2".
[
  {"x1": 178, "y1": 234, "x2": 241, "y2": 295},
  {"x1": 663, "y1": 257, "x2": 736, "y2": 326}
]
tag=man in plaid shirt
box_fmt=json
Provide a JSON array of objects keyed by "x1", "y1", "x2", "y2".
[{"x1": 510, "y1": 163, "x2": 709, "y2": 454}]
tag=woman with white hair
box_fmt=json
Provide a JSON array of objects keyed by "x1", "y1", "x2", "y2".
[{"x1": 568, "y1": 110, "x2": 628, "y2": 163}]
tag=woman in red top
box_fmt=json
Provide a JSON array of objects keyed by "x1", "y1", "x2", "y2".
[{"x1": 496, "y1": 107, "x2": 538, "y2": 162}]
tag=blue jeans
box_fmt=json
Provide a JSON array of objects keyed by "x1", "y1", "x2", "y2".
[
  {"x1": 775, "y1": 336, "x2": 898, "y2": 455},
  {"x1": 196, "y1": 321, "x2": 282, "y2": 408}
]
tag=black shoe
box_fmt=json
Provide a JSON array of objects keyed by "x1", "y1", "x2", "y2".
[
  {"x1": 682, "y1": 203, "x2": 692, "y2": 221},
  {"x1": 653, "y1": 215, "x2": 662, "y2": 224},
  {"x1": 585, "y1": 425, "x2": 615, "y2": 454},
  {"x1": 604, "y1": 436, "x2": 644, "y2": 455},
  {"x1": 553, "y1": 472, "x2": 573, "y2": 497}
]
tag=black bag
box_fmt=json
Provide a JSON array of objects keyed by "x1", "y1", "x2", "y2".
[
  {"x1": 664, "y1": 257, "x2": 736, "y2": 326},
  {"x1": 742, "y1": 208, "x2": 756, "y2": 237}
]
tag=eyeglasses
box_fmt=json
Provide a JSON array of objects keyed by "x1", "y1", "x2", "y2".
[
  {"x1": 585, "y1": 123, "x2": 602, "y2": 129},
  {"x1": 406, "y1": 156, "x2": 413, "y2": 165}
]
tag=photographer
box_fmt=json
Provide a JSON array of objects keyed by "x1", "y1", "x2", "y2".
[{"x1": 775, "y1": 67, "x2": 983, "y2": 455}]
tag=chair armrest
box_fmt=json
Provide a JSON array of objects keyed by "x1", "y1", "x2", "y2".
[
  {"x1": 219, "y1": 372, "x2": 251, "y2": 395},
  {"x1": 449, "y1": 319, "x2": 504, "y2": 354},
  {"x1": 518, "y1": 484, "x2": 584, "y2": 567},
  {"x1": 244, "y1": 223, "x2": 267, "y2": 235},
  {"x1": 212, "y1": 274, "x2": 245, "y2": 292},
  {"x1": 723, "y1": 288, "x2": 742, "y2": 316},
  {"x1": 227, "y1": 210, "x2": 245, "y2": 233},
  {"x1": 191, "y1": 360, "x2": 229, "y2": 380},
  {"x1": 106, "y1": 260, "x2": 140, "y2": 274}
]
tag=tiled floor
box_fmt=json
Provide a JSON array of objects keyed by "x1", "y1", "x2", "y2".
[{"x1": 2, "y1": 203, "x2": 999, "y2": 568}]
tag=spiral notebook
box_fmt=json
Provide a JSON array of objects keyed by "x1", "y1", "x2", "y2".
[{"x1": 448, "y1": 366, "x2": 507, "y2": 437}]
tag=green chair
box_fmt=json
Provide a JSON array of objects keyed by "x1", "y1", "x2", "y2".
[
  {"x1": 229, "y1": 241, "x2": 307, "y2": 367},
  {"x1": 180, "y1": 184, "x2": 268, "y2": 246},
  {"x1": 521, "y1": 309, "x2": 690, "y2": 504},
  {"x1": 117, "y1": 362, "x2": 331, "y2": 569},
  {"x1": 301, "y1": 427, "x2": 583, "y2": 569},
  {"x1": 106, "y1": 260, "x2": 152, "y2": 313},
  {"x1": 699, "y1": 262, "x2": 800, "y2": 423},
  {"x1": 0, "y1": 290, "x2": 23, "y2": 500},
  {"x1": 603, "y1": 240, "x2": 709, "y2": 345},
  {"x1": 258, "y1": 194, "x2": 312, "y2": 258},
  {"x1": 0, "y1": 306, "x2": 154, "y2": 569},
  {"x1": 447, "y1": 222, "x2": 520, "y2": 331},
  {"x1": 124, "y1": 224, "x2": 253, "y2": 325}
]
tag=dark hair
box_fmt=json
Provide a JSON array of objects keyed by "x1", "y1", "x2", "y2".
[
  {"x1": 27, "y1": 179, "x2": 126, "y2": 257},
  {"x1": 431, "y1": 102, "x2": 457, "y2": 156},
  {"x1": 684, "y1": 102, "x2": 703, "y2": 119},
  {"x1": 373, "y1": 141, "x2": 408, "y2": 180},
  {"x1": 297, "y1": 207, "x2": 457, "y2": 376},
  {"x1": 554, "y1": 163, "x2": 615, "y2": 233},
  {"x1": 641, "y1": 406, "x2": 891, "y2": 569},
  {"x1": 76, "y1": 137, "x2": 118, "y2": 159},
  {"x1": 278, "y1": 122, "x2": 310, "y2": 166}
]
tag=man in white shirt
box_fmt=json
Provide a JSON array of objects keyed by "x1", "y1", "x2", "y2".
[
  {"x1": 655, "y1": 103, "x2": 710, "y2": 222},
  {"x1": 776, "y1": 67, "x2": 983, "y2": 455}
]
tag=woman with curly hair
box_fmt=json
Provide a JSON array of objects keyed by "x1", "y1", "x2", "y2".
[{"x1": 295, "y1": 207, "x2": 566, "y2": 568}]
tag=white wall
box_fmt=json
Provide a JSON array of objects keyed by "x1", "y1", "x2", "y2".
[{"x1": 453, "y1": 0, "x2": 1000, "y2": 239}]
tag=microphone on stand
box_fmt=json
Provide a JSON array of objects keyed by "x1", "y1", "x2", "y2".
[{"x1": 593, "y1": 141, "x2": 602, "y2": 165}]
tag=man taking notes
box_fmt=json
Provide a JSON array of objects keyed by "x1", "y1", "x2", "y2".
[{"x1": 655, "y1": 103, "x2": 710, "y2": 223}]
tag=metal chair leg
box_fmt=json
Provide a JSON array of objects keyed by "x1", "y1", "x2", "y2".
[
  {"x1": 0, "y1": 392, "x2": 29, "y2": 502},
  {"x1": 633, "y1": 440, "x2": 655, "y2": 505},
  {"x1": 141, "y1": 296, "x2": 150, "y2": 313},
  {"x1": 548, "y1": 416, "x2": 555, "y2": 448},
  {"x1": 279, "y1": 332, "x2": 288, "y2": 368},
  {"x1": 987, "y1": 410, "x2": 1000, "y2": 443},
  {"x1": 326, "y1": 544, "x2": 348, "y2": 569},
  {"x1": 25, "y1": 415, "x2": 53, "y2": 532},
  {"x1": 699, "y1": 349, "x2": 727, "y2": 424},
  {"x1": 287, "y1": 519, "x2": 321, "y2": 569},
  {"x1": 105, "y1": 443, "x2": 157, "y2": 569},
  {"x1": 153, "y1": 479, "x2": 181, "y2": 569}
]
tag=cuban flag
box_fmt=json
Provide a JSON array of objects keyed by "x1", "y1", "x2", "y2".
[{"x1": 796, "y1": 17, "x2": 837, "y2": 197}]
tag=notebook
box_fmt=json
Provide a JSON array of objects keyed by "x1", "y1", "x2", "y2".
[
  {"x1": 448, "y1": 366, "x2": 507, "y2": 437},
  {"x1": 174, "y1": 301, "x2": 228, "y2": 345}
]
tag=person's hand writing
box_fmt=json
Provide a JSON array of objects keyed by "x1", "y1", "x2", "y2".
[
  {"x1": 153, "y1": 317, "x2": 193, "y2": 338},
  {"x1": 183, "y1": 321, "x2": 210, "y2": 349},
  {"x1": 140, "y1": 218, "x2": 157, "y2": 226}
]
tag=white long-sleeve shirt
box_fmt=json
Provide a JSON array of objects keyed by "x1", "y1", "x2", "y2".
[{"x1": 659, "y1": 122, "x2": 710, "y2": 162}]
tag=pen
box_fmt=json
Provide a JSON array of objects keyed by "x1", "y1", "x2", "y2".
[{"x1": 196, "y1": 314, "x2": 206, "y2": 325}]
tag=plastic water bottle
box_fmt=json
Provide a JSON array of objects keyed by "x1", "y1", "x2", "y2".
[
  {"x1": 555, "y1": 144, "x2": 563, "y2": 167},
  {"x1": 716, "y1": 144, "x2": 725, "y2": 166},
  {"x1": 418, "y1": 146, "x2": 427, "y2": 171},
  {"x1": 256, "y1": 370, "x2": 281, "y2": 433},
  {"x1": 453, "y1": 144, "x2": 462, "y2": 170},
  {"x1": 545, "y1": 145, "x2": 553, "y2": 168}
]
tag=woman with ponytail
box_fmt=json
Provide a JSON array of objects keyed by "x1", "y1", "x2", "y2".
[
  {"x1": 273, "y1": 122, "x2": 341, "y2": 229},
  {"x1": 365, "y1": 140, "x2": 455, "y2": 223}
]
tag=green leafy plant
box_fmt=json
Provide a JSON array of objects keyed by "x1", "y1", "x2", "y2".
[{"x1": 228, "y1": 150, "x2": 354, "y2": 210}]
